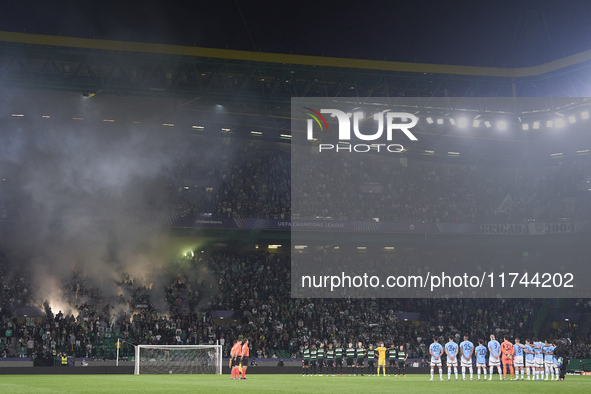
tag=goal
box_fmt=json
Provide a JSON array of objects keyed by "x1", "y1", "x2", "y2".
[{"x1": 134, "y1": 345, "x2": 222, "y2": 375}]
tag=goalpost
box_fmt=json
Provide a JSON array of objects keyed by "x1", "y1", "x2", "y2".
[{"x1": 134, "y1": 345, "x2": 222, "y2": 375}]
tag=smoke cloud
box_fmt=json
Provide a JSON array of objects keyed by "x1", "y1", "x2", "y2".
[{"x1": 0, "y1": 89, "x2": 218, "y2": 319}]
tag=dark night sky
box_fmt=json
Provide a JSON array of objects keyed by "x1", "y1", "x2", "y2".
[{"x1": 2, "y1": 0, "x2": 591, "y2": 67}]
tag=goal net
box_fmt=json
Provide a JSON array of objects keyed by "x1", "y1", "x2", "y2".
[{"x1": 134, "y1": 345, "x2": 222, "y2": 375}]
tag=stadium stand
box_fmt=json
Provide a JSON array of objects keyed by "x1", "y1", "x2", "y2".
[
  {"x1": 3, "y1": 142, "x2": 591, "y2": 224},
  {"x1": 2, "y1": 249, "x2": 590, "y2": 361}
]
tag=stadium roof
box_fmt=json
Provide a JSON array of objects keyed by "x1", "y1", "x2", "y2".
[
  {"x1": 1, "y1": 30, "x2": 591, "y2": 105},
  {"x1": 1, "y1": 31, "x2": 591, "y2": 162},
  {"x1": 4, "y1": 31, "x2": 591, "y2": 78}
]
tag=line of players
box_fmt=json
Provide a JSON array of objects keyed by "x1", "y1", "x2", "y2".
[
  {"x1": 301, "y1": 342, "x2": 408, "y2": 376},
  {"x1": 429, "y1": 334, "x2": 564, "y2": 381},
  {"x1": 229, "y1": 339, "x2": 250, "y2": 380}
]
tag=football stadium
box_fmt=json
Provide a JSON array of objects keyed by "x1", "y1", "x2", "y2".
[{"x1": 0, "y1": 2, "x2": 591, "y2": 393}]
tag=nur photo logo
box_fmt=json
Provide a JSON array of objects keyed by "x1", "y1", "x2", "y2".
[{"x1": 303, "y1": 107, "x2": 419, "y2": 153}]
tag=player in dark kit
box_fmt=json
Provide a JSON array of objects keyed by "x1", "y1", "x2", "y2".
[
  {"x1": 335, "y1": 342, "x2": 344, "y2": 376},
  {"x1": 325, "y1": 343, "x2": 335, "y2": 376},
  {"x1": 310, "y1": 344, "x2": 318, "y2": 375},
  {"x1": 317, "y1": 343, "x2": 325, "y2": 376},
  {"x1": 387, "y1": 344, "x2": 397, "y2": 376},
  {"x1": 367, "y1": 344, "x2": 376, "y2": 375},
  {"x1": 356, "y1": 342, "x2": 366, "y2": 376},
  {"x1": 302, "y1": 343, "x2": 310, "y2": 376},
  {"x1": 346, "y1": 342, "x2": 356, "y2": 375},
  {"x1": 397, "y1": 345, "x2": 408, "y2": 377}
]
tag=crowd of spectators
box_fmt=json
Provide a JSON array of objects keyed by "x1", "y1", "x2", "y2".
[
  {"x1": 571, "y1": 335, "x2": 591, "y2": 359},
  {"x1": 2, "y1": 249, "x2": 584, "y2": 362},
  {"x1": 292, "y1": 148, "x2": 591, "y2": 223},
  {"x1": 162, "y1": 144, "x2": 591, "y2": 223},
  {"x1": 169, "y1": 145, "x2": 290, "y2": 220},
  {"x1": 2, "y1": 142, "x2": 591, "y2": 224}
]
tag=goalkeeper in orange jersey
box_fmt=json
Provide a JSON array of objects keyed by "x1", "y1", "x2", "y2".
[{"x1": 501, "y1": 336, "x2": 515, "y2": 380}]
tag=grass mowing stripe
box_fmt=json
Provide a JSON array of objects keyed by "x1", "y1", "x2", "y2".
[{"x1": 0, "y1": 374, "x2": 588, "y2": 393}]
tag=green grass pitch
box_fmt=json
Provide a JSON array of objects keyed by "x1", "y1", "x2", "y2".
[{"x1": 0, "y1": 374, "x2": 589, "y2": 393}]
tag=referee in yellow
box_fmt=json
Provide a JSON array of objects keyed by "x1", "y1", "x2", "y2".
[{"x1": 376, "y1": 342, "x2": 388, "y2": 376}]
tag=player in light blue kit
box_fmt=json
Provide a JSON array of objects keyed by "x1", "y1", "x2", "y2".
[
  {"x1": 488, "y1": 335, "x2": 502, "y2": 380},
  {"x1": 524, "y1": 339, "x2": 535, "y2": 380},
  {"x1": 475, "y1": 339, "x2": 488, "y2": 380},
  {"x1": 459, "y1": 335, "x2": 474, "y2": 381},
  {"x1": 543, "y1": 340, "x2": 555, "y2": 380},
  {"x1": 533, "y1": 337, "x2": 544, "y2": 380},
  {"x1": 445, "y1": 336, "x2": 459, "y2": 381},
  {"x1": 429, "y1": 337, "x2": 444, "y2": 381},
  {"x1": 552, "y1": 339, "x2": 561, "y2": 380},
  {"x1": 513, "y1": 338, "x2": 525, "y2": 380}
]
